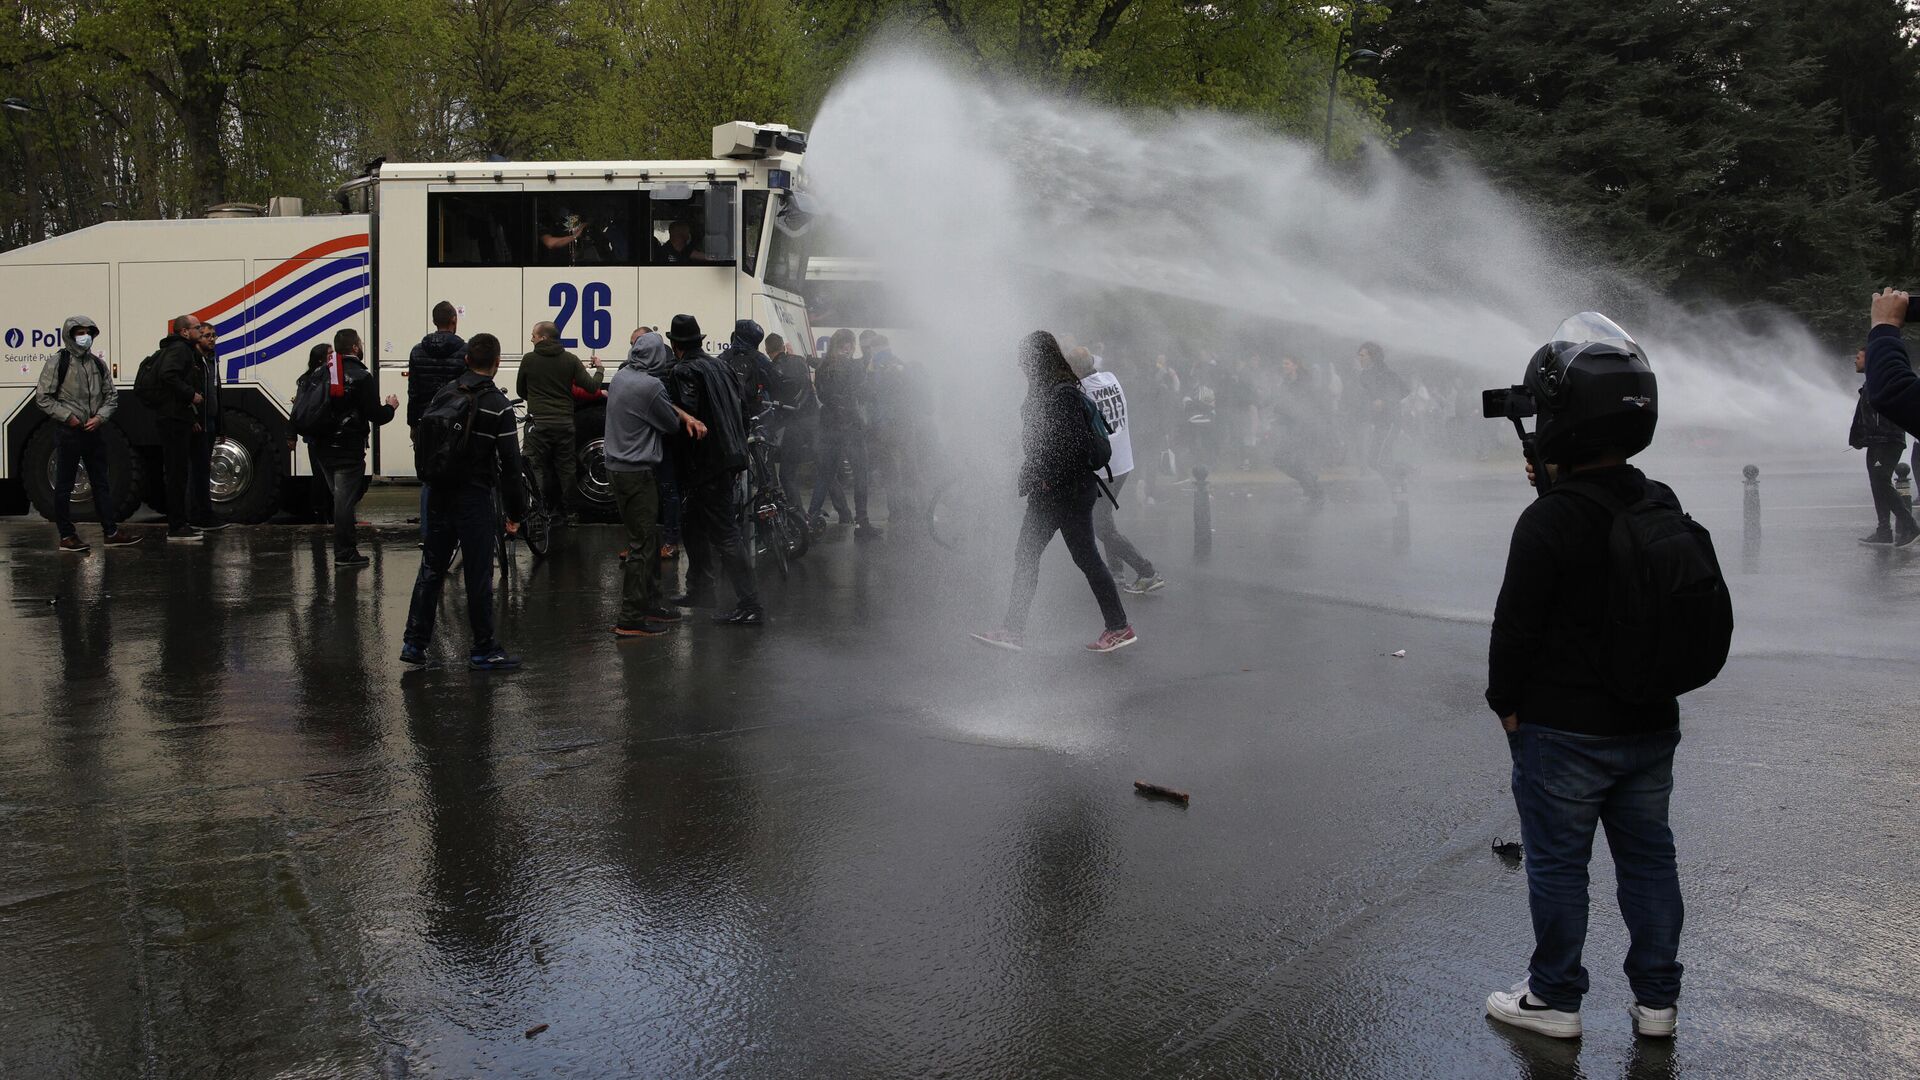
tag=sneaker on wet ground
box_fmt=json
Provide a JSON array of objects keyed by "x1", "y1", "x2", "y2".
[
  {"x1": 612, "y1": 621, "x2": 669, "y2": 637},
  {"x1": 335, "y1": 552, "x2": 370, "y2": 568},
  {"x1": 399, "y1": 644, "x2": 428, "y2": 667},
  {"x1": 854, "y1": 521, "x2": 883, "y2": 541},
  {"x1": 167, "y1": 526, "x2": 204, "y2": 542},
  {"x1": 194, "y1": 520, "x2": 232, "y2": 531},
  {"x1": 468, "y1": 649, "x2": 522, "y2": 671},
  {"x1": 1861, "y1": 529, "x2": 1895, "y2": 545},
  {"x1": 1086, "y1": 626, "x2": 1138, "y2": 653},
  {"x1": 712, "y1": 606, "x2": 766, "y2": 626},
  {"x1": 101, "y1": 531, "x2": 141, "y2": 547},
  {"x1": 1124, "y1": 575, "x2": 1167, "y2": 594},
  {"x1": 969, "y1": 628, "x2": 1025, "y2": 651},
  {"x1": 57, "y1": 536, "x2": 89, "y2": 553},
  {"x1": 1629, "y1": 1002, "x2": 1677, "y2": 1038},
  {"x1": 668, "y1": 593, "x2": 714, "y2": 608},
  {"x1": 1898, "y1": 530, "x2": 1920, "y2": 549},
  {"x1": 1486, "y1": 981, "x2": 1582, "y2": 1039},
  {"x1": 641, "y1": 607, "x2": 683, "y2": 623}
]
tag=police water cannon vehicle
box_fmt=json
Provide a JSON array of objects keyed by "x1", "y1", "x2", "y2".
[{"x1": 0, "y1": 122, "x2": 818, "y2": 524}]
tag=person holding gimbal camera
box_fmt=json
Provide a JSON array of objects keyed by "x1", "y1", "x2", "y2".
[{"x1": 1479, "y1": 313, "x2": 1733, "y2": 1041}]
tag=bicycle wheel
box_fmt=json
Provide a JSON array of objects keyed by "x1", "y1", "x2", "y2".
[
  {"x1": 927, "y1": 476, "x2": 971, "y2": 550},
  {"x1": 761, "y1": 515, "x2": 791, "y2": 580},
  {"x1": 779, "y1": 505, "x2": 810, "y2": 561},
  {"x1": 520, "y1": 461, "x2": 551, "y2": 559}
]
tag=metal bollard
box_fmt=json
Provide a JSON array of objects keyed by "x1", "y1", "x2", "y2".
[
  {"x1": 1897, "y1": 461, "x2": 1914, "y2": 516},
  {"x1": 1192, "y1": 465, "x2": 1213, "y2": 562},
  {"x1": 1743, "y1": 464, "x2": 1761, "y2": 547}
]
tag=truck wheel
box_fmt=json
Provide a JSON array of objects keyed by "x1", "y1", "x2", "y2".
[
  {"x1": 572, "y1": 402, "x2": 614, "y2": 518},
  {"x1": 209, "y1": 410, "x2": 283, "y2": 524},
  {"x1": 22, "y1": 421, "x2": 145, "y2": 525}
]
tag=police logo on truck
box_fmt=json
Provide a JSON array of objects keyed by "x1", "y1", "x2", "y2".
[{"x1": 4, "y1": 328, "x2": 21, "y2": 348}]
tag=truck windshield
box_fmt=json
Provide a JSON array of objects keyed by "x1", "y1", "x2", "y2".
[{"x1": 764, "y1": 196, "x2": 813, "y2": 294}]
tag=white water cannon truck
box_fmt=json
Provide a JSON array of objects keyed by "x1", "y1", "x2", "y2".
[{"x1": 0, "y1": 121, "x2": 818, "y2": 523}]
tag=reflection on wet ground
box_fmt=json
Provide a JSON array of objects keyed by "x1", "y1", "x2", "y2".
[{"x1": 1, "y1": 457, "x2": 1916, "y2": 1078}]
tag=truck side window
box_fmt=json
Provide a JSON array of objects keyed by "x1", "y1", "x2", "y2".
[
  {"x1": 531, "y1": 192, "x2": 643, "y2": 266},
  {"x1": 648, "y1": 183, "x2": 736, "y2": 266},
  {"x1": 429, "y1": 193, "x2": 530, "y2": 267}
]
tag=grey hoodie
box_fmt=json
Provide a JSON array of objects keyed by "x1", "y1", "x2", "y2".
[
  {"x1": 607, "y1": 333, "x2": 680, "y2": 469},
  {"x1": 625, "y1": 331, "x2": 674, "y2": 376},
  {"x1": 34, "y1": 314, "x2": 117, "y2": 425}
]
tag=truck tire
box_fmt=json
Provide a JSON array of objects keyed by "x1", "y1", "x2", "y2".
[
  {"x1": 572, "y1": 402, "x2": 614, "y2": 518},
  {"x1": 21, "y1": 421, "x2": 145, "y2": 525},
  {"x1": 209, "y1": 409, "x2": 283, "y2": 524}
]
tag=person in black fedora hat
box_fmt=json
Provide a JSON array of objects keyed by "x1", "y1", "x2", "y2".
[{"x1": 663, "y1": 314, "x2": 764, "y2": 624}]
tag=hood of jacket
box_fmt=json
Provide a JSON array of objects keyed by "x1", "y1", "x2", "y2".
[
  {"x1": 416, "y1": 330, "x2": 465, "y2": 359},
  {"x1": 63, "y1": 314, "x2": 101, "y2": 359},
  {"x1": 729, "y1": 319, "x2": 765, "y2": 353},
  {"x1": 626, "y1": 332, "x2": 673, "y2": 374},
  {"x1": 532, "y1": 338, "x2": 567, "y2": 359}
]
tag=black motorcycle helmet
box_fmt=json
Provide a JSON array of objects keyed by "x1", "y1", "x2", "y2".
[{"x1": 1525, "y1": 312, "x2": 1657, "y2": 466}]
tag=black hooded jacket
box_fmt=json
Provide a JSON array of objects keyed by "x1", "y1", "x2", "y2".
[
  {"x1": 716, "y1": 319, "x2": 767, "y2": 422},
  {"x1": 407, "y1": 331, "x2": 467, "y2": 426},
  {"x1": 1018, "y1": 380, "x2": 1096, "y2": 499},
  {"x1": 311, "y1": 355, "x2": 396, "y2": 466},
  {"x1": 153, "y1": 334, "x2": 206, "y2": 424},
  {"x1": 669, "y1": 352, "x2": 750, "y2": 485}
]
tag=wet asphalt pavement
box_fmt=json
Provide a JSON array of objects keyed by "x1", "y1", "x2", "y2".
[{"x1": 2, "y1": 454, "x2": 1917, "y2": 1079}]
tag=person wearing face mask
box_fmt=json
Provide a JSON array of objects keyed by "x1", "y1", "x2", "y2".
[{"x1": 34, "y1": 315, "x2": 139, "y2": 552}]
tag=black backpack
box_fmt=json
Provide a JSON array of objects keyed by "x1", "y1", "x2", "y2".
[
  {"x1": 414, "y1": 380, "x2": 485, "y2": 484},
  {"x1": 134, "y1": 348, "x2": 166, "y2": 406},
  {"x1": 1556, "y1": 479, "x2": 1734, "y2": 704},
  {"x1": 1073, "y1": 387, "x2": 1114, "y2": 473},
  {"x1": 290, "y1": 368, "x2": 343, "y2": 438}
]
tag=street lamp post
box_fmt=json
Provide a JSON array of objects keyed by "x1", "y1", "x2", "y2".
[{"x1": 1323, "y1": 5, "x2": 1380, "y2": 161}]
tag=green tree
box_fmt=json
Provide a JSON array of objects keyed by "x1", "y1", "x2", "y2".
[{"x1": 1451, "y1": 0, "x2": 1885, "y2": 339}]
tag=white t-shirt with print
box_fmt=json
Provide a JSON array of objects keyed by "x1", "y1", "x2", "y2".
[{"x1": 1080, "y1": 370, "x2": 1134, "y2": 478}]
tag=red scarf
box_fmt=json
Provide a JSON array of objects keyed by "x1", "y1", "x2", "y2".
[{"x1": 326, "y1": 347, "x2": 347, "y2": 398}]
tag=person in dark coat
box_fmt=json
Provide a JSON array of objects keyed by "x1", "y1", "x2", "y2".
[
  {"x1": 664, "y1": 315, "x2": 763, "y2": 625},
  {"x1": 809, "y1": 328, "x2": 878, "y2": 538},
  {"x1": 408, "y1": 301, "x2": 468, "y2": 537},
  {"x1": 972, "y1": 331, "x2": 1136, "y2": 654},
  {"x1": 154, "y1": 315, "x2": 216, "y2": 540},
  {"x1": 1851, "y1": 347, "x2": 1917, "y2": 545},
  {"x1": 306, "y1": 329, "x2": 397, "y2": 566}
]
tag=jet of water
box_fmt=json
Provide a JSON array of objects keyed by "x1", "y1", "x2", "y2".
[{"x1": 805, "y1": 47, "x2": 1855, "y2": 450}]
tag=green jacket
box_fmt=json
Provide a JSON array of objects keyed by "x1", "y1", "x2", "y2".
[{"x1": 515, "y1": 339, "x2": 600, "y2": 428}]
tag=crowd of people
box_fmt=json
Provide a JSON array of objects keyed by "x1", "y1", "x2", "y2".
[{"x1": 38, "y1": 286, "x2": 1920, "y2": 1047}]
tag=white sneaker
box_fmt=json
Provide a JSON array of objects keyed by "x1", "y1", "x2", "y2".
[
  {"x1": 1629, "y1": 1002, "x2": 1677, "y2": 1038},
  {"x1": 1486, "y1": 980, "x2": 1582, "y2": 1039}
]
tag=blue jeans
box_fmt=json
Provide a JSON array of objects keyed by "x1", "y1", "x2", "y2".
[
  {"x1": 403, "y1": 482, "x2": 499, "y2": 654},
  {"x1": 1508, "y1": 724, "x2": 1684, "y2": 1011}
]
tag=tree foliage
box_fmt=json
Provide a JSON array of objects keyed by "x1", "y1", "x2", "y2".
[
  {"x1": 5, "y1": 0, "x2": 1911, "y2": 339},
  {"x1": 1374, "y1": 0, "x2": 1919, "y2": 341}
]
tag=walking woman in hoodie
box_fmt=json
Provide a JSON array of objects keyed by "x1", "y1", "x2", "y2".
[
  {"x1": 972, "y1": 332, "x2": 1137, "y2": 654},
  {"x1": 34, "y1": 314, "x2": 140, "y2": 551}
]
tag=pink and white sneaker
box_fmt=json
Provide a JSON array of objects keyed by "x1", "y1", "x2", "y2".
[
  {"x1": 1086, "y1": 626, "x2": 1138, "y2": 653},
  {"x1": 970, "y1": 629, "x2": 1025, "y2": 652}
]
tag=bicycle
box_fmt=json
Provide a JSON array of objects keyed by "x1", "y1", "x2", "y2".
[
  {"x1": 746, "y1": 404, "x2": 810, "y2": 578},
  {"x1": 510, "y1": 398, "x2": 553, "y2": 560}
]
